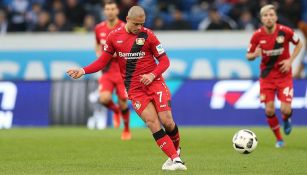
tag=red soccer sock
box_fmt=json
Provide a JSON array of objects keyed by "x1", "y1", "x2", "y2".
[
  {"x1": 267, "y1": 114, "x2": 283, "y2": 141},
  {"x1": 121, "y1": 108, "x2": 130, "y2": 132},
  {"x1": 105, "y1": 101, "x2": 119, "y2": 114},
  {"x1": 166, "y1": 124, "x2": 180, "y2": 151},
  {"x1": 153, "y1": 129, "x2": 178, "y2": 160}
]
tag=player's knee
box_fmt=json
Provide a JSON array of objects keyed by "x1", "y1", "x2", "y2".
[
  {"x1": 162, "y1": 118, "x2": 175, "y2": 131},
  {"x1": 265, "y1": 108, "x2": 275, "y2": 117},
  {"x1": 160, "y1": 113, "x2": 175, "y2": 131},
  {"x1": 281, "y1": 107, "x2": 292, "y2": 116},
  {"x1": 145, "y1": 119, "x2": 159, "y2": 130},
  {"x1": 99, "y1": 96, "x2": 111, "y2": 105},
  {"x1": 118, "y1": 99, "x2": 128, "y2": 109}
]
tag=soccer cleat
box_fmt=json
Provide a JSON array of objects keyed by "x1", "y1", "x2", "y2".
[
  {"x1": 275, "y1": 140, "x2": 285, "y2": 148},
  {"x1": 112, "y1": 112, "x2": 120, "y2": 129},
  {"x1": 121, "y1": 130, "x2": 131, "y2": 140},
  {"x1": 162, "y1": 160, "x2": 187, "y2": 171},
  {"x1": 283, "y1": 118, "x2": 292, "y2": 135},
  {"x1": 162, "y1": 148, "x2": 181, "y2": 170}
]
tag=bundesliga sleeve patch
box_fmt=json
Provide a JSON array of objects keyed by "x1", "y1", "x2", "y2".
[{"x1": 156, "y1": 44, "x2": 165, "y2": 55}]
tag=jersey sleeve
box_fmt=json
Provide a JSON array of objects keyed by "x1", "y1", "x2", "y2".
[
  {"x1": 284, "y1": 26, "x2": 300, "y2": 45},
  {"x1": 247, "y1": 32, "x2": 259, "y2": 53},
  {"x1": 94, "y1": 26, "x2": 100, "y2": 44},
  {"x1": 148, "y1": 30, "x2": 166, "y2": 58},
  {"x1": 103, "y1": 32, "x2": 116, "y2": 55}
]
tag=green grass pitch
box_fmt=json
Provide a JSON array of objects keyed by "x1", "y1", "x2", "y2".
[{"x1": 0, "y1": 127, "x2": 307, "y2": 175}]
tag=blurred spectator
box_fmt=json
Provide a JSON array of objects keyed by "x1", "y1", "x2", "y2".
[
  {"x1": 0, "y1": 10, "x2": 8, "y2": 35},
  {"x1": 118, "y1": 0, "x2": 137, "y2": 22},
  {"x1": 82, "y1": 14, "x2": 96, "y2": 32},
  {"x1": 65, "y1": 0, "x2": 86, "y2": 28},
  {"x1": 295, "y1": 21, "x2": 307, "y2": 79},
  {"x1": 49, "y1": 11, "x2": 71, "y2": 32},
  {"x1": 33, "y1": 11, "x2": 50, "y2": 32},
  {"x1": 0, "y1": 0, "x2": 305, "y2": 33},
  {"x1": 167, "y1": 9, "x2": 192, "y2": 30},
  {"x1": 7, "y1": 0, "x2": 29, "y2": 32},
  {"x1": 26, "y1": 3, "x2": 42, "y2": 31},
  {"x1": 49, "y1": 0, "x2": 65, "y2": 17},
  {"x1": 237, "y1": 9, "x2": 257, "y2": 31},
  {"x1": 198, "y1": 6, "x2": 235, "y2": 30},
  {"x1": 152, "y1": 16, "x2": 167, "y2": 30},
  {"x1": 278, "y1": 0, "x2": 301, "y2": 28}
]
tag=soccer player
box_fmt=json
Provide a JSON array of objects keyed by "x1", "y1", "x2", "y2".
[
  {"x1": 246, "y1": 4, "x2": 303, "y2": 148},
  {"x1": 94, "y1": 0, "x2": 131, "y2": 140},
  {"x1": 67, "y1": 6, "x2": 187, "y2": 171}
]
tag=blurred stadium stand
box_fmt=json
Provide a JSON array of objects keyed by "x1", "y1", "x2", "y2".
[{"x1": 0, "y1": 0, "x2": 304, "y2": 35}]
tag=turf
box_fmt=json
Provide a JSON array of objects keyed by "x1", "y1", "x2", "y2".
[{"x1": 0, "y1": 127, "x2": 307, "y2": 175}]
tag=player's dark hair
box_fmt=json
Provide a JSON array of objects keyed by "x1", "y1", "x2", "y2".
[{"x1": 103, "y1": 0, "x2": 117, "y2": 8}]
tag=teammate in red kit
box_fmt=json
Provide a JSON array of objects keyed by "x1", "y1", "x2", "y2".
[
  {"x1": 95, "y1": 0, "x2": 131, "y2": 140},
  {"x1": 246, "y1": 4, "x2": 303, "y2": 148},
  {"x1": 67, "y1": 6, "x2": 187, "y2": 171}
]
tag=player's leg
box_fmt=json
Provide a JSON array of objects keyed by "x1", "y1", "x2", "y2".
[
  {"x1": 118, "y1": 98, "x2": 131, "y2": 140},
  {"x1": 137, "y1": 102, "x2": 178, "y2": 158},
  {"x1": 151, "y1": 81, "x2": 180, "y2": 151},
  {"x1": 260, "y1": 80, "x2": 284, "y2": 147},
  {"x1": 137, "y1": 102, "x2": 186, "y2": 171},
  {"x1": 131, "y1": 93, "x2": 185, "y2": 170},
  {"x1": 98, "y1": 76, "x2": 120, "y2": 128},
  {"x1": 280, "y1": 102, "x2": 292, "y2": 135},
  {"x1": 159, "y1": 111, "x2": 180, "y2": 151},
  {"x1": 158, "y1": 110, "x2": 182, "y2": 170},
  {"x1": 277, "y1": 82, "x2": 294, "y2": 135},
  {"x1": 116, "y1": 80, "x2": 131, "y2": 140},
  {"x1": 265, "y1": 101, "x2": 284, "y2": 148},
  {"x1": 150, "y1": 81, "x2": 186, "y2": 170}
]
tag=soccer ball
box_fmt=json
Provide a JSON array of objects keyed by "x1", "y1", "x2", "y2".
[{"x1": 232, "y1": 129, "x2": 258, "y2": 154}]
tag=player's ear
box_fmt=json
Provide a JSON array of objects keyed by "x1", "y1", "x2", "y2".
[{"x1": 126, "y1": 16, "x2": 129, "y2": 22}]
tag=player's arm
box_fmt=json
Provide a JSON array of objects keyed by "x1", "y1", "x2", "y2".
[
  {"x1": 246, "y1": 46, "x2": 261, "y2": 61},
  {"x1": 140, "y1": 31, "x2": 169, "y2": 86},
  {"x1": 140, "y1": 54, "x2": 170, "y2": 86},
  {"x1": 95, "y1": 42, "x2": 102, "y2": 57},
  {"x1": 279, "y1": 31, "x2": 303, "y2": 73},
  {"x1": 246, "y1": 33, "x2": 260, "y2": 61},
  {"x1": 66, "y1": 51, "x2": 113, "y2": 79}
]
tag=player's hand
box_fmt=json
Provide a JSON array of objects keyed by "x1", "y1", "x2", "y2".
[
  {"x1": 140, "y1": 73, "x2": 155, "y2": 86},
  {"x1": 66, "y1": 68, "x2": 84, "y2": 79},
  {"x1": 279, "y1": 59, "x2": 291, "y2": 73},
  {"x1": 254, "y1": 47, "x2": 262, "y2": 58}
]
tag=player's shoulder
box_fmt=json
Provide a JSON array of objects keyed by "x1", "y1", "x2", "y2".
[
  {"x1": 118, "y1": 20, "x2": 126, "y2": 27},
  {"x1": 141, "y1": 27, "x2": 156, "y2": 37},
  {"x1": 253, "y1": 27, "x2": 263, "y2": 36},
  {"x1": 108, "y1": 26, "x2": 125, "y2": 37},
  {"x1": 278, "y1": 24, "x2": 294, "y2": 33},
  {"x1": 95, "y1": 21, "x2": 107, "y2": 30}
]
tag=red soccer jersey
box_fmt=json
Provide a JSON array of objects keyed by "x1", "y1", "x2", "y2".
[
  {"x1": 94, "y1": 20, "x2": 125, "y2": 74},
  {"x1": 103, "y1": 26, "x2": 167, "y2": 93},
  {"x1": 248, "y1": 24, "x2": 300, "y2": 80}
]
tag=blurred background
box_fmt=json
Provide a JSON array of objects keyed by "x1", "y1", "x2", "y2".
[{"x1": 0, "y1": 0, "x2": 306, "y2": 129}]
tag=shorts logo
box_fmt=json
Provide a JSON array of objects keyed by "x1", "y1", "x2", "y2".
[
  {"x1": 134, "y1": 101, "x2": 141, "y2": 110},
  {"x1": 260, "y1": 94, "x2": 266, "y2": 101},
  {"x1": 276, "y1": 36, "x2": 285, "y2": 43},
  {"x1": 103, "y1": 44, "x2": 108, "y2": 51},
  {"x1": 136, "y1": 38, "x2": 145, "y2": 45}
]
